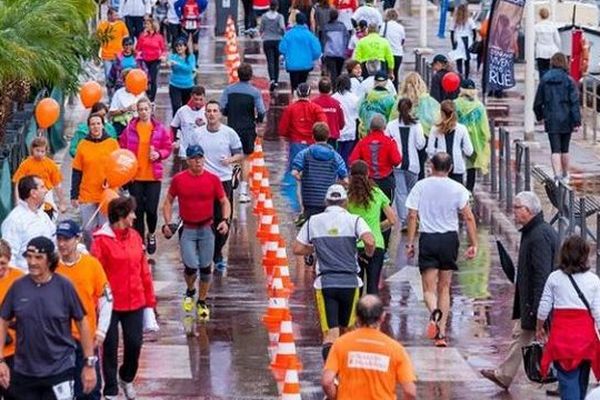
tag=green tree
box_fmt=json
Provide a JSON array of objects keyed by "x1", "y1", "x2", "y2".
[{"x1": 0, "y1": 0, "x2": 97, "y2": 131}]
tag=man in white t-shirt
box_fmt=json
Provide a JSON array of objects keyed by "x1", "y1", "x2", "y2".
[
  {"x1": 380, "y1": 9, "x2": 405, "y2": 90},
  {"x1": 171, "y1": 86, "x2": 206, "y2": 171},
  {"x1": 405, "y1": 152, "x2": 477, "y2": 347},
  {"x1": 108, "y1": 78, "x2": 145, "y2": 136},
  {"x1": 179, "y1": 100, "x2": 243, "y2": 272}
]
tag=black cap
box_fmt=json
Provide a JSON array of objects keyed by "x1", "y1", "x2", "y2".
[
  {"x1": 296, "y1": 82, "x2": 311, "y2": 97},
  {"x1": 432, "y1": 54, "x2": 448, "y2": 64},
  {"x1": 186, "y1": 144, "x2": 205, "y2": 158},
  {"x1": 122, "y1": 37, "x2": 134, "y2": 46},
  {"x1": 374, "y1": 70, "x2": 388, "y2": 82},
  {"x1": 461, "y1": 78, "x2": 476, "y2": 89},
  {"x1": 23, "y1": 236, "x2": 55, "y2": 257},
  {"x1": 56, "y1": 220, "x2": 82, "y2": 239}
]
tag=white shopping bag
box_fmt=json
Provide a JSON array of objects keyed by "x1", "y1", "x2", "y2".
[{"x1": 143, "y1": 308, "x2": 160, "y2": 333}]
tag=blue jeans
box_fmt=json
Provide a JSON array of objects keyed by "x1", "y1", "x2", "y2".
[
  {"x1": 180, "y1": 226, "x2": 215, "y2": 269},
  {"x1": 75, "y1": 342, "x2": 102, "y2": 400},
  {"x1": 393, "y1": 169, "x2": 418, "y2": 225},
  {"x1": 102, "y1": 60, "x2": 114, "y2": 83},
  {"x1": 556, "y1": 361, "x2": 590, "y2": 400}
]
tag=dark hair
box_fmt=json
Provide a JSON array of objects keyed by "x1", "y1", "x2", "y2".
[
  {"x1": 551, "y1": 52, "x2": 569, "y2": 71},
  {"x1": 205, "y1": 99, "x2": 220, "y2": 110},
  {"x1": 172, "y1": 37, "x2": 190, "y2": 56},
  {"x1": 108, "y1": 196, "x2": 137, "y2": 224},
  {"x1": 318, "y1": 77, "x2": 332, "y2": 94},
  {"x1": 397, "y1": 98, "x2": 417, "y2": 125},
  {"x1": 431, "y1": 152, "x2": 453, "y2": 173},
  {"x1": 238, "y1": 63, "x2": 253, "y2": 81},
  {"x1": 269, "y1": 0, "x2": 279, "y2": 10},
  {"x1": 559, "y1": 235, "x2": 591, "y2": 274},
  {"x1": 0, "y1": 239, "x2": 11, "y2": 260},
  {"x1": 48, "y1": 251, "x2": 60, "y2": 272},
  {"x1": 191, "y1": 85, "x2": 206, "y2": 96},
  {"x1": 356, "y1": 295, "x2": 384, "y2": 326},
  {"x1": 312, "y1": 122, "x2": 330, "y2": 142},
  {"x1": 348, "y1": 160, "x2": 374, "y2": 207},
  {"x1": 90, "y1": 102, "x2": 109, "y2": 115},
  {"x1": 87, "y1": 113, "x2": 105, "y2": 127},
  {"x1": 329, "y1": 8, "x2": 339, "y2": 22},
  {"x1": 334, "y1": 74, "x2": 351, "y2": 94},
  {"x1": 345, "y1": 59, "x2": 360, "y2": 75},
  {"x1": 17, "y1": 175, "x2": 41, "y2": 201}
]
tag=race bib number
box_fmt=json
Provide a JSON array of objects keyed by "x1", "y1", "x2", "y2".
[
  {"x1": 52, "y1": 380, "x2": 75, "y2": 400},
  {"x1": 347, "y1": 351, "x2": 390, "y2": 372},
  {"x1": 185, "y1": 20, "x2": 198, "y2": 30}
]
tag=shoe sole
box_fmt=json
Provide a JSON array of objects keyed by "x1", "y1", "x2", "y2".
[
  {"x1": 426, "y1": 321, "x2": 438, "y2": 339},
  {"x1": 434, "y1": 339, "x2": 447, "y2": 347}
]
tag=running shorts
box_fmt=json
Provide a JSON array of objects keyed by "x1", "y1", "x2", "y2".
[
  {"x1": 418, "y1": 231, "x2": 460, "y2": 272},
  {"x1": 315, "y1": 287, "x2": 360, "y2": 332}
]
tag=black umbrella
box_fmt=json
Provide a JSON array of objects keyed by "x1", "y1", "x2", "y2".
[{"x1": 496, "y1": 240, "x2": 515, "y2": 283}]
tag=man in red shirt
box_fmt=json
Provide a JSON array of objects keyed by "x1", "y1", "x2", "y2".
[
  {"x1": 311, "y1": 77, "x2": 345, "y2": 147},
  {"x1": 162, "y1": 144, "x2": 231, "y2": 322},
  {"x1": 349, "y1": 114, "x2": 401, "y2": 248}
]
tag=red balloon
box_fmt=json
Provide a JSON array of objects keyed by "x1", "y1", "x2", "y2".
[
  {"x1": 35, "y1": 98, "x2": 60, "y2": 129},
  {"x1": 441, "y1": 72, "x2": 461, "y2": 93}
]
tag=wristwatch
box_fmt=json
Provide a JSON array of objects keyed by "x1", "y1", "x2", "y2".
[{"x1": 84, "y1": 356, "x2": 98, "y2": 368}]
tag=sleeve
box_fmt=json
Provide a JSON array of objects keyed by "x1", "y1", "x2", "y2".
[
  {"x1": 66, "y1": 282, "x2": 86, "y2": 321},
  {"x1": 336, "y1": 103, "x2": 345, "y2": 130},
  {"x1": 48, "y1": 160, "x2": 63, "y2": 187},
  {"x1": 335, "y1": 152, "x2": 348, "y2": 178},
  {"x1": 254, "y1": 89, "x2": 266, "y2": 123},
  {"x1": 460, "y1": 126, "x2": 474, "y2": 157},
  {"x1": 414, "y1": 123, "x2": 426, "y2": 150},
  {"x1": 553, "y1": 28, "x2": 561, "y2": 49},
  {"x1": 530, "y1": 230, "x2": 557, "y2": 317},
  {"x1": 219, "y1": 87, "x2": 229, "y2": 116},
  {"x1": 109, "y1": 91, "x2": 121, "y2": 112},
  {"x1": 356, "y1": 216, "x2": 372, "y2": 238},
  {"x1": 291, "y1": 149, "x2": 307, "y2": 172},
  {"x1": 92, "y1": 260, "x2": 112, "y2": 336},
  {"x1": 388, "y1": 138, "x2": 402, "y2": 166},
  {"x1": 0, "y1": 286, "x2": 15, "y2": 320},
  {"x1": 353, "y1": 41, "x2": 364, "y2": 62},
  {"x1": 158, "y1": 125, "x2": 173, "y2": 160},
  {"x1": 533, "y1": 82, "x2": 545, "y2": 121},
  {"x1": 456, "y1": 186, "x2": 470, "y2": 209},
  {"x1": 278, "y1": 35, "x2": 287, "y2": 56},
  {"x1": 140, "y1": 253, "x2": 157, "y2": 308},
  {"x1": 426, "y1": 130, "x2": 437, "y2": 156},
  {"x1": 178, "y1": 131, "x2": 188, "y2": 158},
  {"x1": 311, "y1": 34, "x2": 322, "y2": 60},
  {"x1": 394, "y1": 345, "x2": 417, "y2": 383},
  {"x1": 591, "y1": 276, "x2": 600, "y2": 327},
  {"x1": 71, "y1": 169, "x2": 83, "y2": 200},
  {"x1": 11, "y1": 161, "x2": 26, "y2": 184},
  {"x1": 348, "y1": 140, "x2": 362, "y2": 164},
  {"x1": 296, "y1": 220, "x2": 311, "y2": 245},
  {"x1": 430, "y1": 73, "x2": 442, "y2": 103},
  {"x1": 279, "y1": 15, "x2": 286, "y2": 33},
  {"x1": 229, "y1": 130, "x2": 243, "y2": 154},
  {"x1": 569, "y1": 79, "x2": 581, "y2": 126},
  {"x1": 405, "y1": 181, "x2": 421, "y2": 210},
  {"x1": 168, "y1": 178, "x2": 179, "y2": 199},
  {"x1": 385, "y1": 43, "x2": 394, "y2": 70},
  {"x1": 214, "y1": 176, "x2": 226, "y2": 200},
  {"x1": 278, "y1": 108, "x2": 290, "y2": 137},
  {"x1": 323, "y1": 340, "x2": 341, "y2": 373},
  {"x1": 170, "y1": 109, "x2": 182, "y2": 129},
  {"x1": 536, "y1": 274, "x2": 554, "y2": 321}
]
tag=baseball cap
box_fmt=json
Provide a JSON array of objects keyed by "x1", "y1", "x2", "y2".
[
  {"x1": 432, "y1": 54, "x2": 448, "y2": 64},
  {"x1": 461, "y1": 78, "x2": 476, "y2": 89},
  {"x1": 186, "y1": 144, "x2": 205, "y2": 158},
  {"x1": 374, "y1": 70, "x2": 388, "y2": 82},
  {"x1": 296, "y1": 82, "x2": 311, "y2": 97},
  {"x1": 56, "y1": 220, "x2": 82, "y2": 238},
  {"x1": 174, "y1": 36, "x2": 187, "y2": 46},
  {"x1": 23, "y1": 236, "x2": 55, "y2": 257},
  {"x1": 325, "y1": 184, "x2": 348, "y2": 201},
  {"x1": 122, "y1": 37, "x2": 134, "y2": 46}
]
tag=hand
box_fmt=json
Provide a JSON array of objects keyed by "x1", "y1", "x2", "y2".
[
  {"x1": 160, "y1": 55, "x2": 167, "y2": 63},
  {"x1": 405, "y1": 244, "x2": 415, "y2": 258},
  {"x1": 58, "y1": 201, "x2": 68, "y2": 214},
  {"x1": 464, "y1": 245, "x2": 477, "y2": 259},
  {"x1": 81, "y1": 365, "x2": 97, "y2": 394},
  {"x1": 536, "y1": 326, "x2": 547, "y2": 343},
  {"x1": 573, "y1": 125, "x2": 581, "y2": 134},
  {"x1": 162, "y1": 224, "x2": 173, "y2": 238},
  {"x1": 149, "y1": 149, "x2": 160, "y2": 162},
  {"x1": 388, "y1": 72, "x2": 394, "y2": 81},
  {"x1": 0, "y1": 362, "x2": 10, "y2": 389},
  {"x1": 220, "y1": 156, "x2": 232, "y2": 166},
  {"x1": 127, "y1": 104, "x2": 137, "y2": 112},
  {"x1": 94, "y1": 334, "x2": 105, "y2": 349},
  {"x1": 195, "y1": 118, "x2": 205, "y2": 127},
  {"x1": 216, "y1": 221, "x2": 229, "y2": 235},
  {"x1": 71, "y1": 199, "x2": 80, "y2": 208}
]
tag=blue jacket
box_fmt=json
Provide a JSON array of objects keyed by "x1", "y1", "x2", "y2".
[
  {"x1": 534, "y1": 68, "x2": 581, "y2": 134},
  {"x1": 169, "y1": 52, "x2": 196, "y2": 88},
  {"x1": 279, "y1": 25, "x2": 322, "y2": 72}
]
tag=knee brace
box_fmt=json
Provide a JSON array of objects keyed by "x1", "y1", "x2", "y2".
[
  {"x1": 183, "y1": 265, "x2": 197, "y2": 277},
  {"x1": 199, "y1": 266, "x2": 212, "y2": 282}
]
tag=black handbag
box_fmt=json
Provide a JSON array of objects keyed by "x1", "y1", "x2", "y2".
[
  {"x1": 469, "y1": 40, "x2": 482, "y2": 54},
  {"x1": 522, "y1": 341, "x2": 557, "y2": 383}
]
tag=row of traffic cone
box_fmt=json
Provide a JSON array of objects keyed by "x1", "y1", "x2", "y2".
[
  {"x1": 224, "y1": 15, "x2": 241, "y2": 84},
  {"x1": 248, "y1": 138, "x2": 301, "y2": 399}
]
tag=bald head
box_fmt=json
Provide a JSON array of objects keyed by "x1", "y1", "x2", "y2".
[
  {"x1": 431, "y1": 152, "x2": 453, "y2": 174},
  {"x1": 369, "y1": 114, "x2": 387, "y2": 132},
  {"x1": 356, "y1": 295, "x2": 384, "y2": 327}
]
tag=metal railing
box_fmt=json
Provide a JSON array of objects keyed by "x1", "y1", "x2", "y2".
[
  {"x1": 581, "y1": 75, "x2": 600, "y2": 143},
  {"x1": 414, "y1": 50, "x2": 432, "y2": 89}
]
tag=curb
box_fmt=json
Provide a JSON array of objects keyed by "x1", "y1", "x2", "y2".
[{"x1": 473, "y1": 189, "x2": 520, "y2": 253}]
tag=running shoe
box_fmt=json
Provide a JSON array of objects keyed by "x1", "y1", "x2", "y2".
[
  {"x1": 118, "y1": 378, "x2": 136, "y2": 399},
  {"x1": 426, "y1": 309, "x2": 442, "y2": 340},
  {"x1": 269, "y1": 81, "x2": 278, "y2": 92},
  {"x1": 215, "y1": 259, "x2": 227, "y2": 272},
  {"x1": 182, "y1": 295, "x2": 195, "y2": 313},
  {"x1": 239, "y1": 193, "x2": 251, "y2": 203},
  {"x1": 434, "y1": 335, "x2": 448, "y2": 347},
  {"x1": 197, "y1": 301, "x2": 210, "y2": 321},
  {"x1": 146, "y1": 233, "x2": 156, "y2": 255}
]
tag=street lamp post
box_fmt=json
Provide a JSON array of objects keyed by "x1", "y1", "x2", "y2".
[
  {"x1": 420, "y1": 0, "x2": 427, "y2": 47},
  {"x1": 524, "y1": 0, "x2": 536, "y2": 141}
]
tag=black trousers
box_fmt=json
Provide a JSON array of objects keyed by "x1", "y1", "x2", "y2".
[
  {"x1": 169, "y1": 85, "x2": 192, "y2": 117},
  {"x1": 125, "y1": 16, "x2": 145, "y2": 39},
  {"x1": 144, "y1": 59, "x2": 161, "y2": 102},
  {"x1": 213, "y1": 180, "x2": 233, "y2": 263},
  {"x1": 166, "y1": 22, "x2": 182, "y2": 45},
  {"x1": 358, "y1": 247, "x2": 385, "y2": 295},
  {"x1": 241, "y1": 0, "x2": 256, "y2": 30},
  {"x1": 450, "y1": 173, "x2": 464, "y2": 185},
  {"x1": 12, "y1": 368, "x2": 75, "y2": 400},
  {"x1": 129, "y1": 180, "x2": 162, "y2": 238},
  {"x1": 263, "y1": 40, "x2": 281, "y2": 83},
  {"x1": 289, "y1": 70, "x2": 311, "y2": 93},
  {"x1": 392, "y1": 55, "x2": 403, "y2": 90},
  {"x1": 374, "y1": 174, "x2": 395, "y2": 250},
  {"x1": 383, "y1": 0, "x2": 396, "y2": 9},
  {"x1": 324, "y1": 56, "x2": 345, "y2": 82},
  {"x1": 466, "y1": 168, "x2": 476, "y2": 192},
  {"x1": 74, "y1": 343, "x2": 102, "y2": 400},
  {"x1": 103, "y1": 308, "x2": 144, "y2": 397},
  {"x1": 536, "y1": 58, "x2": 551, "y2": 80}
]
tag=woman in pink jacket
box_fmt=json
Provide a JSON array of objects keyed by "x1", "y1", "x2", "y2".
[
  {"x1": 120, "y1": 97, "x2": 172, "y2": 254},
  {"x1": 136, "y1": 18, "x2": 167, "y2": 101}
]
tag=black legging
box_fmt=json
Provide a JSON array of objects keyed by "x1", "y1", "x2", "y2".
[
  {"x1": 125, "y1": 16, "x2": 144, "y2": 40},
  {"x1": 129, "y1": 180, "x2": 161, "y2": 238},
  {"x1": 144, "y1": 59, "x2": 161, "y2": 102},
  {"x1": 169, "y1": 85, "x2": 192, "y2": 116},
  {"x1": 102, "y1": 308, "x2": 144, "y2": 397},
  {"x1": 213, "y1": 180, "x2": 233, "y2": 263},
  {"x1": 359, "y1": 247, "x2": 385, "y2": 295},
  {"x1": 263, "y1": 40, "x2": 281, "y2": 83},
  {"x1": 241, "y1": 0, "x2": 256, "y2": 30},
  {"x1": 324, "y1": 56, "x2": 345, "y2": 82},
  {"x1": 456, "y1": 37, "x2": 471, "y2": 79},
  {"x1": 466, "y1": 168, "x2": 476, "y2": 192},
  {"x1": 374, "y1": 174, "x2": 395, "y2": 250},
  {"x1": 289, "y1": 70, "x2": 311, "y2": 93},
  {"x1": 392, "y1": 55, "x2": 403, "y2": 90}
]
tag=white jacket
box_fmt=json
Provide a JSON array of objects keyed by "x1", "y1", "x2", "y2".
[
  {"x1": 427, "y1": 123, "x2": 473, "y2": 174},
  {"x1": 535, "y1": 20, "x2": 561, "y2": 59},
  {"x1": 380, "y1": 20, "x2": 405, "y2": 56},
  {"x1": 332, "y1": 91, "x2": 359, "y2": 142},
  {"x1": 120, "y1": 0, "x2": 152, "y2": 18},
  {"x1": 385, "y1": 119, "x2": 426, "y2": 174}
]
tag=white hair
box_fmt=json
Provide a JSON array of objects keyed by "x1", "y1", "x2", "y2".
[
  {"x1": 515, "y1": 191, "x2": 542, "y2": 214},
  {"x1": 369, "y1": 114, "x2": 387, "y2": 131}
]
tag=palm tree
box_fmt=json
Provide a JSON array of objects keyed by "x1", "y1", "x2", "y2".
[{"x1": 0, "y1": 0, "x2": 98, "y2": 132}]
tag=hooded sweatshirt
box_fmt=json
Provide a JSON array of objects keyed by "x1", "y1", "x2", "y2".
[
  {"x1": 454, "y1": 96, "x2": 491, "y2": 173},
  {"x1": 292, "y1": 143, "x2": 348, "y2": 207},
  {"x1": 358, "y1": 87, "x2": 395, "y2": 138},
  {"x1": 533, "y1": 67, "x2": 581, "y2": 135}
]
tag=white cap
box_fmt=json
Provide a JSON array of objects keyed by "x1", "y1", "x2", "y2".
[{"x1": 325, "y1": 184, "x2": 347, "y2": 201}]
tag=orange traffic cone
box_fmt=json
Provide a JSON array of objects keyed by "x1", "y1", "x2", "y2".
[
  {"x1": 257, "y1": 212, "x2": 276, "y2": 241},
  {"x1": 274, "y1": 240, "x2": 294, "y2": 291},
  {"x1": 224, "y1": 16, "x2": 240, "y2": 83},
  {"x1": 271, "y1": 311, "x2": 302, "y2": 374},
  {"x1": 268, "y1": 266, "x2": 292, "y2": 297},
  {"x1": 281, "y1": 368, "x2": 302, "y2": 399},
  {"x1": 262, "y1": 293, "x2": 289, "y2": 334}
]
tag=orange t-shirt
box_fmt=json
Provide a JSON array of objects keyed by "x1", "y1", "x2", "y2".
[
  {"x1": 98, "y1": 20, "x2": 129, "y2": 61},
  {"x1": 135, "y1": 121, "x2": 155, "y2": 181},
  {"x1": 324, "y1": 327, "x2": 416, "y2": 400},
  {"x1": 12, "y1": 156, "x2": 62, "y2": 190},
  {"x1": 56, "y1": 254, "x2": 109, "y2": 340},
  {"x1": 0, "y1": 268, "x2": 24, "y2": 357},
  {"x1": 72, "y1": 138, "x2": 120, "y2": 203}
]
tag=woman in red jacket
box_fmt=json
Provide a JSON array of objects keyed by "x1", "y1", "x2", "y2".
[
  {"x1": 91, "y1": 196, "x2": 156, "y2": 400},
  {"x1": 136, "y1": 18, "x2": 167, "y2": 102},
  {"x1": 120, "y1": 97, "x2": 172, "y2": 254}
]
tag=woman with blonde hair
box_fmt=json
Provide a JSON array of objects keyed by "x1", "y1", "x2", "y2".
[
  {"x1": 454, "y1": 78, "x2": 490, "y2": 192},
  {"x1": 136, "y1": 17, "x2": 167, "y2": 102},
  {"x1": 535, "y1": 8, "x2": 561, "y2": 79},
  {"x1": 427, "y1": 100, "x2": 473, "y2": 184},
  {"x1": 449, "y1": 4, "x2": 476, "y2": 78}
]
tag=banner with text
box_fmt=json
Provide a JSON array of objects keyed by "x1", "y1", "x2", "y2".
[{"x1": 483, "y1": 0, "x2": 525, "y2": 91}]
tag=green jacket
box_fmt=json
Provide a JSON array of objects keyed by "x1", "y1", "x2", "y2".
[
  {"x1": 353, "y1": 33, "x2": 394, "y2": 70},
  {"x1": 390, "y1": 94, "x2": 440, "y2": 136},
  {"x1": 358, "y1": 87, "x2": 395, "y2": 138},
  {"x1": 69, "y1": 122, "x2": 117, "y2": 158},
  {"x1": 454, "y1": 96, "x2": 490, "y2": 173}
]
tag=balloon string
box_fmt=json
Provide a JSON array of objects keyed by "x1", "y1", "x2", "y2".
[{"x1": 84, "y1": 203, "x2": 103, "y2": 230}]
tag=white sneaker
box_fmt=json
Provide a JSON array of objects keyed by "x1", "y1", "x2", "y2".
[
  {"x1": 119, "y1": 378, "x2": 136, "y2": 399},
  {"x1": 239, "y1": 193, "x2": 251, "y2": 203}
]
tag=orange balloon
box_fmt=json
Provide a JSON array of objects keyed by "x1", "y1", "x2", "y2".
[
  {"x1": 125, "y1": 69, "x2": 148, "y2": 95},
  {"x1": 35, "y1": 98, "x2": 60, "y2": 129},
  {"x1": 80, "y1": 81, "x2": 103, "y2": 108},
  {"x1": 99, "y1": 189, "x2": 120, "y2": 216},
  {"x1": 105, "y1": 149, "x2": 138, "y2": 188}
]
